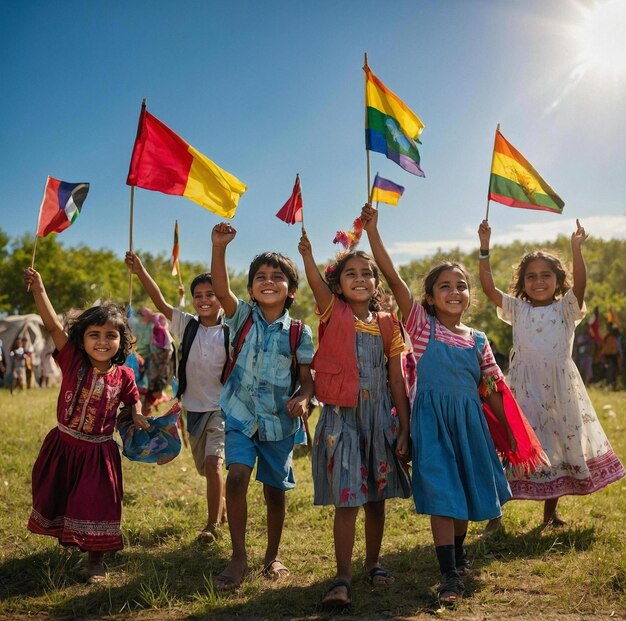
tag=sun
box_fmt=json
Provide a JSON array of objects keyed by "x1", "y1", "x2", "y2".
[{"x1": 574, "y1": 0, "x2": 626, "y2": 78}]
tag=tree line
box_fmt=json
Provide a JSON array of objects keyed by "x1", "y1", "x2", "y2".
[{"x1": 1, "y1": 228, "x2": 624, "y2": 353}]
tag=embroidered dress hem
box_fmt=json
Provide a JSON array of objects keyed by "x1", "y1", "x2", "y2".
[{"x1": 510, "y1": 450, "x2": 625, "y2": 499}]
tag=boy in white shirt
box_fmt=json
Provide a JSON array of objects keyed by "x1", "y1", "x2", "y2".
[{"x1": 125, "y1": 252, "x2": 226, "y2": 541}]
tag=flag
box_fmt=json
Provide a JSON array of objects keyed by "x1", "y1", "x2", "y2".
[
  {"x1": 488, "y1": 129, "x2": 564, "y2": 214},
  {"x1": 171, "y1": 220, "x2": 180, "y2": 277},
  {"x1": 126, "y1": 103, "x2": 247, "y2": 219},
  {"x1": 607, "y1": 305, "x2": 621, "y2": 327},
  {"x1": 364, "y1": 66, "x2": 425, "y2": 177},
  {"x1": 275, "y1": 175, "x2": 303, "y2": 224},
  {"x1": 371, "y1": 174, "x2": 404, "y2": 206},
  {"x1": 36, "y1": 176, "x2": 89, "y2": 237}
]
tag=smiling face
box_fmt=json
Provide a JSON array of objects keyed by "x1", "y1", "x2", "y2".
[
  {"x1": 248, "y1": 263, "x2": 294, "y2": 312},
  {"x1": 426, "y1": 267, "x2": 470, "y2": 320},
  {"x1": 192, "y1": 282, "x2": 222, "y2": 325},
  {"x1": 82, "y1": 321, "x2": 121, "y2": 370},
  {"x1": 522, "y1": 259, "x2": 558, "y2": 306},
  {"x1": 336, "y1": 256, "x2": 377, "y2": 305}
]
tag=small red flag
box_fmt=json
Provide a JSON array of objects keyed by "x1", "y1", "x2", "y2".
[{"x1": 275, "y1": 175, "x2": 303, "y2": 224}]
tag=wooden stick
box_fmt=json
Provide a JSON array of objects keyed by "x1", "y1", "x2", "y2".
[
  {"x1": 485, "y1": 123, "x2": 500, "y2": 221},
  {"x1": 128, "y1": 184, "x2": 135, "y2": 307},
  {"x1": 364, "y1": 52, "x2": 371, "y2": 203}
]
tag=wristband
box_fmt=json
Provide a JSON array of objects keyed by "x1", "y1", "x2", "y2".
[{"x1": 478, "y1": 250, "x2": 490, "y2": 260}]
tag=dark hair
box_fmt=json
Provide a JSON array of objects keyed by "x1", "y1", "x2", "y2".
[
  {"x1": 67, "y1": 303, "x2": 133, "y2": 366},
  {"x1": 247, "y1": 252, "x2": 299, "y2": 310},
  {"x1": 324, "y1": 250, "x2": 383, "y2": 312},
  {"x1": 510, "y1": 250, "x2": 570, "y2": 302},
  {"x1": 190, "y1": 272, "x2": 213, "y2": 295},
  {"x1": 421, "y1": 261, "x2": 472, "y2": 316}
]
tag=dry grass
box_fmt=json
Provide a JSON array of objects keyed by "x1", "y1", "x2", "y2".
[{"x1": 0, "y1": 387, "x2": 625, "y2": 620}]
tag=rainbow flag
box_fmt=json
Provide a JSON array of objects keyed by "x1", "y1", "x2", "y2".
[
  {"x1": 37, "y1": 176, "x2": 89, "y2": 237},
  {"x1": 489, "y1": 130, "x2": 564, "y2": 214},
  {"x1": 275, "y1": 175, "x2": 303, "y2": 224},
  {"x1": 171, "y1": 220, "x2": 180, "y2": 276},
  {"x1": 371, "y1": 174, "x2": 404, "y2": 206},
  {"x1": 126, "y1": 103, "x2": 247, "y2": 218},
  {"x1": 365, "y1": 66, "x2": 425, "y2": 177}
]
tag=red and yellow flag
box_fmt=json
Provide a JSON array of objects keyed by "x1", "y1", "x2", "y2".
[{"x1": 127, "y1": 103, "x2": 247, "y2": 218}]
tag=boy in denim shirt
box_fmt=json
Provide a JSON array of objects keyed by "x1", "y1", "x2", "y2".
[{"x1": 211, "y1": 222, "x2": 314, "y2": 591}]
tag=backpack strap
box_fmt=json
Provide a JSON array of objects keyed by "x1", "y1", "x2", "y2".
[
  {"x1": 376, "y1": 312, "x2": 394, "y2": 359},
  {"x1": 220, "y1": 310, "x2": 254, "y2": 384},
  {"x1": 175, "y1": 318, "x2": 200, "y2": 399}
]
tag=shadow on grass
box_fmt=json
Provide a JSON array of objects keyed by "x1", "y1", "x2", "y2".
[{"x1": 0, "y1": 524, "x2": 597, "y2": 619}]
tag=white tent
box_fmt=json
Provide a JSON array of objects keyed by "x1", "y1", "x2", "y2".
[{"x1": 0, "y1": 314, "x2": 60, "y2": 385}]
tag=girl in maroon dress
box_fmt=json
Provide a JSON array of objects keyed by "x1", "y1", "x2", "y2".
[{"x1": 23, "y1": 268, "x2": 149, "y2": 583}]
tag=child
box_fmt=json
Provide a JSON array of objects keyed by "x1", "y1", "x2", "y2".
[
  {"x1": 362, "y1": 205, "x2": 514, "y2": 606},
  {"x1": 125, "y1": 251, "x2": 227, "y2": 541},
  {"x1": 210, "y1": 222, "x2": 315, "y2": 591},
  {"x1": 298, "y1": 231, "x2": 411, "y2": 607},
  {"x1": 9, "y1": 336, "x2": 28, "y2": 392},
  {"x1": 478, "y1": 219, "x2": 625, "y2": 525},
  {"x1": 23, "y1": 267, "x2": 149, "y2": 583}
]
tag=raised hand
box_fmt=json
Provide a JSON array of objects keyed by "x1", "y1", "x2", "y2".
[
  {"x1": 212, "y1": 222, "x2": 237, "y2": 247},
  {"x1": 571, "y1": 219, "x2": 588, "y2": 249},
  {"x1": 124, "y1": 251, "x2": 144, "y2": 275},
  {"x1": 23, "y1": 267, "x2": 44, "y2": 293},
  {"x1": 298, "y1": 229, "x2": 313, "y2": 259},
  {"x1": 478, "y1": 220, "x2": 492, "y2": 249},
  {"x1": 360, "y1": 203, "x2": 378, "y2": 231}
]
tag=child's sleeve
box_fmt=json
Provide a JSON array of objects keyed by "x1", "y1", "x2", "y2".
[
  {"x1": 477, "y1": 337, "x2": 505, "y2": 397},
  {"x1": 496, "y1": 293, "x2": 516, "y2": 325},
  {"x1": 562, "y1": 288, "x2": 586, "y2": 326},
  {"x1": 223, "y1": 298, "x2": 250, "y2": 333},
  {"x1": 403, "y1": 299, "x2": 428, "y2": 343},
  {"x1": 120, "y1": 368, "x2": 140, "y2": 406},
  {"x1": 389, "y1": 322, "x2": 407, "y2": 359},
  {"x1": 296, "y1": 325, "x2": 315, "y2": 365}
]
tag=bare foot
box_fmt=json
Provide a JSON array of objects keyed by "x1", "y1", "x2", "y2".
[{"x1": 197, "y1": 523, "x2": 220, "y2": 543}]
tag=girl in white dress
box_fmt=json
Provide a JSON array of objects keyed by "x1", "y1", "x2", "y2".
[{"x1": 478, "y1": 219, "x2": 625, "y2": 525}]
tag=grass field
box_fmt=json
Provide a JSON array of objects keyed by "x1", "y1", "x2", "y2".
[{"x1": 0, "y1": 387, "x2": 625, "y2": 620}]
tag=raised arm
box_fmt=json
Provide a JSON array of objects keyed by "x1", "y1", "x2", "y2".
[
  {"x1": 570, "y1": 219, "x2": 587, "y2": 309},
  {"x1": 477, "y1": 220, "x2": 504, "y2": 308},
  {"x1": 210, "y1": 223, "x2": 239, "y2": 318},
  {"x1": 360, "y1": 205, "x2": 413, "y2": 319},
  {"x1": 23, "y1": 268, "x2": 67, "y2": 351},
  {"x1": 297, "y1": 229, "x2": 333, "y2": 312},
  {"x1": 125, "y1": 251, "x2": 174, "y2": 321}
]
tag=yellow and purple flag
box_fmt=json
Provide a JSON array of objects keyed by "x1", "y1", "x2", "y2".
[
  {"x1": 365, "y1": 66, "x2": 425, "y2": 177},
  {"x1": 127, "y1": 103, "x2": 247, "y2": 218},
  {"x1": 371, "y1": 174, "x2": 404, "y2": 206},
  {"x1": 489, "y1": 129, "x2": 564, "y2": 214}
]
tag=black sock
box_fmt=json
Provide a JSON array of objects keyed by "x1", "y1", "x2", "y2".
[
  {"x1": 435, "y1": 544, "x2": 456, "y2": 576},
  {"x1": 454, "y1": 532, "x2": 467, "y2": 567}
]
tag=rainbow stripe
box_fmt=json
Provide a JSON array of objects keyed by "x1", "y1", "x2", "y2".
[
  {"x1": 371, "y1": 174, "x2": 404, "y2": 206},
  {"x1": 127, "y1": 104, "x2": 246, "y2": 218},
  {"x1": 365, "y1": 66, "x2": 425, "y2": 177},
  {"x1": 489, "y1": 130, "x2": 564, "y2": 214}
]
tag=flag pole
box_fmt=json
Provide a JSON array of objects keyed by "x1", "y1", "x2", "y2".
[
  {"x1": 364, "y1": 52, "x2": 372, "y2": 204},
  {"x1": 485, "y1": 123, "x2": 500, "y2": 221},
  {"x1": 128, "y1": 184, "x2": 135, "y2": 307}
]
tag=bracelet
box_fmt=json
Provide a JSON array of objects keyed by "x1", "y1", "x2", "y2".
[{"x1": 478, "y1": 250, "x2": 490, "y2": 260}]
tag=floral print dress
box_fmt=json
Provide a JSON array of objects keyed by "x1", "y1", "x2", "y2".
[
  {"x1": 499, "y1": 289, "x2": 625, "y2": 499},
  {"x1": 312, "y1": 324, "x2": 411, "y2": 507}
]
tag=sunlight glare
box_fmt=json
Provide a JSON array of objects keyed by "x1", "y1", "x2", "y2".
[{"x1": 576, "y1": 0, "x2": 626, "y2": 78}]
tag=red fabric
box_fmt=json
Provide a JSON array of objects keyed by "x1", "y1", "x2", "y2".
[
  {"x1": 126, "y1": 103, "x2": 193, "y2": 194},
  {"x1": 275, "y1": 175, "x2": 303, "y2": 224},
  {"x1": 482, "y1": 378, "x2": 549, "y2": 475},
  {"x1": 312, "y1": 297, "x2": 360, "y2": 407}
]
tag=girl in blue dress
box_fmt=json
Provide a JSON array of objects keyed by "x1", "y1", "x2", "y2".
[{"x1": 362, "y1": 206, "x2": 514, "y2": 606}]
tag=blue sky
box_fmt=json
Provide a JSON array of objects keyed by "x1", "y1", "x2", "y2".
[{"x1": 1, "y1": 0, "x2": 625, "y2": 272}]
